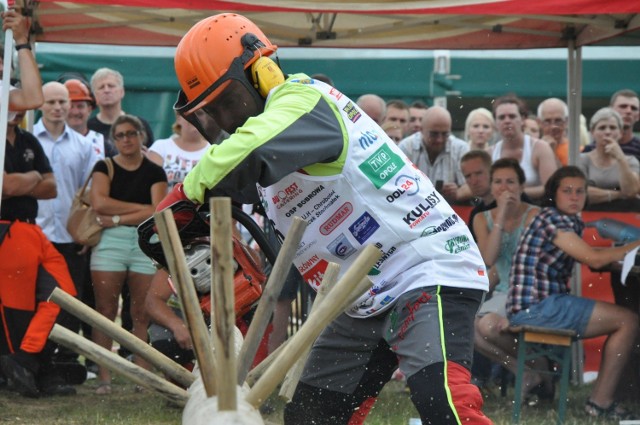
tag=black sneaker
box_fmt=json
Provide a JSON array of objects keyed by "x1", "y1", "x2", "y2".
[
  {"x1": 40, "y1": 381, "x2": 77, "y2": 397},
  {"x1": 0, "y1": 355, "x2": 39, "y2": 398},
  {"x1": 50, "y1": 361, "x2": 87, "y2": 385}
]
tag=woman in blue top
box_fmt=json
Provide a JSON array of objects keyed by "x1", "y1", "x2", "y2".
[
  {"x1": 507, "y1": 166, "x2": 640, "y2": 419},
  {"x1": 472, "y1": 158, "x2": 538, "y2": 390}
]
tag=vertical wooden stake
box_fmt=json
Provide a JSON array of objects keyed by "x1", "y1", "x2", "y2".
[
  {"x1": 237, "y1": 216, "x2": 307, "y2": 384},
  {"x1": 210, "y1": 198, "x2": 237, "y2": 411},
  {"x1": 155, "y1": 209, "x2": 217, "y2": 397}
]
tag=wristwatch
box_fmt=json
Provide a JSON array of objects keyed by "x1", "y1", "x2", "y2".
[{"x1": 112, "y1": 215, "x2": 121, "y2": 226}]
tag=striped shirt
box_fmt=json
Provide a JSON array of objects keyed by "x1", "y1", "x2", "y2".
[
  {"x1": 506, "y1": 207, "x2": 584, "y2": 315},
  {"x1": 582, "y1": 136, "x2": 640, "y2": 163}
]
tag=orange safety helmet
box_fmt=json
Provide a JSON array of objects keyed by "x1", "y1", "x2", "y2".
[
  {"x1": 64, "y1": 79, "x2": 94, "y2": 105},
  {"x1": 174, "y1": 13, "x2": 277, "y2": 116}
]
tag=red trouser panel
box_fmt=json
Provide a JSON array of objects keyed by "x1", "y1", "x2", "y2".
[
  {"x1": 447, "y1": 361, "x2": 493, "y2": 425},
  {"x1": 0, "y1": 221, "x2": 76, "y2": 354},
  {"x1": 347, "y1": 396, "x2": 377, "y2": 425}
]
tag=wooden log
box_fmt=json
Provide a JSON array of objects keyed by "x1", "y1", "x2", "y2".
[
  {"x1": 244, "y1": 339, "x2": 289, "y2": 387},
  {"x1": 210, "y1": 198, "x2": 237, "y2": 411},
  {"x1": 155, "y1": 209, "x2": 217, "y2": 397},
  {"x1": 245, "y1": 245, "x2": 381, "y2": 408},
  {"x1": 49, "y1": 287, "x2": 194, "y2": 388},
  {"x1": 49, "y1": 325, "x2": 188, "y2": 406},
  {"x1": 183, "y1": 379, "x2": 263, "y2": 425},
  {"x1": 279, "y1": 262, "x2": 340, "y2": 402},
  {"x1": 237, "y1": 216, "x2": 307, "y2": 384}
]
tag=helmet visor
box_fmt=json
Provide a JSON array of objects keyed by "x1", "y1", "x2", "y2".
[
  {"x1": 174, "y1": 53, "x2": 252, "y2": 140},
  {"x1": 174, "y1": 49, "x2": 250, "y2": 116}
]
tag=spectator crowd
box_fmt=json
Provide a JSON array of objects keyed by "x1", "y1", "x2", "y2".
[{"x1": 1, "y1": 9, "x2": 640, "y2": 423}]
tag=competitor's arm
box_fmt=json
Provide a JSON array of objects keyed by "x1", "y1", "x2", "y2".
[
  {"x1": 145, "y1": 269, "x2": 193, "y2": 349},
  {"x1": 2, "y1": 11, "x2": 43, "y2": 111},
  {"x1": 184, "y1": 83, "x2": 345, "y2": 204}
]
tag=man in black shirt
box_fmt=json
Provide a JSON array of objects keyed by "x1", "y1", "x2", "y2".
[
  {"x1": 88, "y1": 67, "x2": 154, "y2": 157},
  {"x1": 2, "y1": 112, "x2": 56, "y2": 221}
]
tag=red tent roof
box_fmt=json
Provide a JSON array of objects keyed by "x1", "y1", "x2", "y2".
[{"x1": 34, "y1": 0, "x2": 640, "y2": 48}]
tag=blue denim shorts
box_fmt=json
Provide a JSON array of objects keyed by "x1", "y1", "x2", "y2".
[{"x1": 508, "y1": 294, "x2": 595, "y2": 339}]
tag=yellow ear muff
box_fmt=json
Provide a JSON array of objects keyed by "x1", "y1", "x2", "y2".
[{"x1": 250, "y1": 56, "x2": 285, "y2": 98}]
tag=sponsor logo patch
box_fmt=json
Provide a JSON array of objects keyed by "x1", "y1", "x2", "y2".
[
  {"x1": 444, "y1": 235, "x2": 471, "y2": 254},
  {"x1": 420, "y1": 214, "x2": 459, "y2": 237},
  {"x1": 343, "y1": 101, "x2": 362, "y2": 123},
  {"x1": 271, "y1": 182, "x2": 303, "y2": 210},
  {"x1": 349, "y1": 212, "x2": 380, "y2": 244},
  {"x1": 358, "y1": 130, "x2": 380, "y2": 150},
  {"x1": 359, "y1": 144, "x2": 404, "y2": 189},
  {"x1": 327, "y1": 233, "x2": 357, "y2": 260},
  {"x1": 319, "y1": 202, "x2": 353, "y2": 235},
  {"x1": 302, "y1": 259, "x2": 329, "y2": 289},
  {"x1": 401, "y1": 191, "x2": 441, "y2": 228}
]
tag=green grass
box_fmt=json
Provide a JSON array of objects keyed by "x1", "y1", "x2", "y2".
[{"x1": 0, "y1": 377, "x2": 636, "y2": 424}]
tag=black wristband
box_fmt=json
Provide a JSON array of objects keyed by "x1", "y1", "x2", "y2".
[{"x1": 15, "y1": 43, "x2": 31, "y2": 51}]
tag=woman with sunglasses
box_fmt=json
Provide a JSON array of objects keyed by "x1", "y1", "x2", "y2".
[{"x1": 89, "y1": 115, "x2": 167, "y2": 395}]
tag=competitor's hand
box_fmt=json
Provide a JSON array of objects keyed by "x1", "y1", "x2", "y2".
[
  {"x1": 155, "y1": 183, "x2": 198, "y2": 228},
  {"x1": 173, "y1": 324, "x2": 193, "y2": 350},
  {"x1": 156, "y1": 183, "x2": 189, "y2": 212}
]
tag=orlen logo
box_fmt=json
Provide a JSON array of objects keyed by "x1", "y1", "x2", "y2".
[
  {"x1": 320, "y1": 202, "x2": 353, "y2": 235},
  {"x1": 359, "y1": 130, "x2": 379, "y2": 150},
  {"x1": 386, "y1": 174, "x2": 421, "y2": 203}
]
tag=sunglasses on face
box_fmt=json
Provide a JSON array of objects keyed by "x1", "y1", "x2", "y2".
[{"x1": 113, "y1": 130, "x2": 141, "y2": 141}]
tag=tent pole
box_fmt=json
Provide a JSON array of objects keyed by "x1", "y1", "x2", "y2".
[
  {"x1": 567, "y1": 38, "x2": 585, "y2": 386},
  {"x1": 567, "y1": 40, "x2": 582, "y2": 167}
]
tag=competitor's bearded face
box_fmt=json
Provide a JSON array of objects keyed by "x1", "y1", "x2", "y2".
[{"x1": 201, "y1": 80, "x2": 261, "y2": 134}]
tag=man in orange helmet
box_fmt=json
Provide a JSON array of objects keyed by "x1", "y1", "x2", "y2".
[
  {"x1": 64, "y1": 78, "x2": 105, "y2": 159},
  {"x1": 155, "y1": 13, "x2": 492, "y2": 425}
]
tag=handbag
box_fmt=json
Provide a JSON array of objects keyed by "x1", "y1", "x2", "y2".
[{"x1": 67, "y1": 158, "x2": 113, "y2": 246}]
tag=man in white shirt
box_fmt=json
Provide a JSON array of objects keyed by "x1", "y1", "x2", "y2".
[
  {"x1": 35, "y1": 81, "x2": 99, "y2": 355},
  {"x1": 398, "y1": 106, "x2": 470, "y2": 203}
]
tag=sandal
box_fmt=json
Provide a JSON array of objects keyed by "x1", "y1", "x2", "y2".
[
  {"x1": 95, "y1": 381, "x2": 112, "y2": 395},
  {"x1": 585, "y1": 399, "x2": 633, "y2": 420}
]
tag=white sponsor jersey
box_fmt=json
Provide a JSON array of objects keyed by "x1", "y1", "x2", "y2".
[{"x1": 259, "y1": 80, "x2": 488, "y2": 317}]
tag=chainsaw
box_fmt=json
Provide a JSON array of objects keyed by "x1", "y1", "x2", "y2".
[{"x1": 137, "y1": 201, "x2": 277, "y2": 317}]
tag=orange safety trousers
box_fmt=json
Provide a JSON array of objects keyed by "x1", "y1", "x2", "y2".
[{"x1": 0, "y1": 221, "x2": 76, "y2": 355}]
